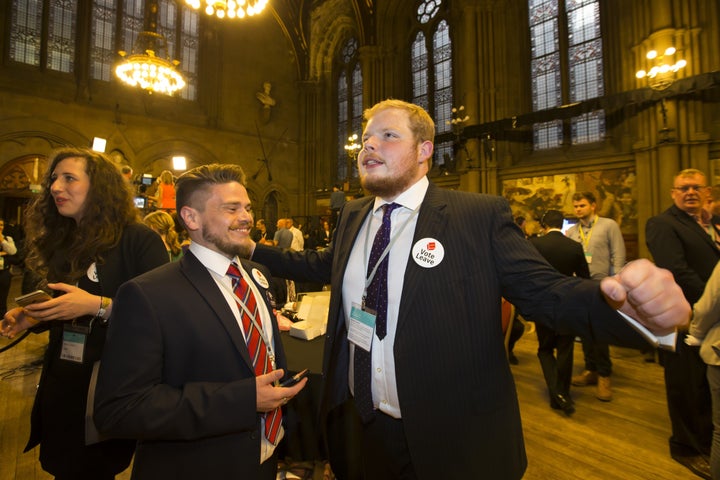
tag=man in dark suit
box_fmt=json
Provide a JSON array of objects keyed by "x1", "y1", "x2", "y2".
[
  {"x1": 252, "y1": 100, "x2": 690, "y2": 480},
  {"x1": 94, "y1": 164, "x2": 307, "y2": 480},
  {"x1": 529, "y1": 210, "x2": 590, "y2": 415},
  {"x1": 646, "y1": 168, "x2": 720, "y2": 479}
]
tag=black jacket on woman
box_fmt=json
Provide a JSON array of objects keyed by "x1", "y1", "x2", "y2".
[{"x1": 26, "y1": 223, "x2": 168, "y2": 478}]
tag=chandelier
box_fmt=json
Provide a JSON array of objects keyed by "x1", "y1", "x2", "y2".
[
  {"x1": 635, "y1": 46, "x2": 687, "y2": 91},
  {"x1": 185, "y1": 0, "x2": 269, "y2": 19},
  {"x1": 344, "y1": 134, "x2": 361, "y2": 159},
  {"x1": 115, "y1": 1, "x2": 185, "y2": 96}
]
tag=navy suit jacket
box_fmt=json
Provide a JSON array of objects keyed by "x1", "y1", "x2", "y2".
[
  {"x1": 254, "y1": 182, "x2": 648, "y2": 480},
  {"x1": 94, "y1": 251, "x2": 287, "y2": 480}
]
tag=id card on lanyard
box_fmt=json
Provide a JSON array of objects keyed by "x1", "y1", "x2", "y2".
[{"x1": 60, "y1": 322, "x2": 91, "y2": 364}]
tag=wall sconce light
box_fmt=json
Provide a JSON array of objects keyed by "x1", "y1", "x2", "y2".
[
  {"x1": 635, "y1": 47, "x2": 687, "y2": 90},
  {"x1": 172, "y1": 156, "x2": 187, "y2": 171},
  {"x1": 344, "y1": 134, "x2": 361, "y2": 160},
  {"x1": 92, "y1": 137, "x2": 107, "y2": 152}
]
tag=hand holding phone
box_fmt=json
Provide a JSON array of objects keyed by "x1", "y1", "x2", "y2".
[
  {"x1": 15, "y1": 290, "x2": 52, "y2": 308},
  {"x1": 279, "y1": 368, "x2": 309, "y2": 388}
]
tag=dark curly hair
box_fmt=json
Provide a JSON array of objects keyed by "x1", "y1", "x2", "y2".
[{"x1": 24, "y1": 147, "x2": 139, "y2": 282}]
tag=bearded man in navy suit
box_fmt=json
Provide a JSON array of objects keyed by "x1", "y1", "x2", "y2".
[
  {"x1": 94, "y1": 164, "x2": 307, "y2": 480},
  {"x1": 252, "y1": 99, "x2": 690, "y2": 480}
]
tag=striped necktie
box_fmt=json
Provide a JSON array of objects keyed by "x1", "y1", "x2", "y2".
[{"x1": 227, "y1": 263, "x2": 282, "y2": 444}]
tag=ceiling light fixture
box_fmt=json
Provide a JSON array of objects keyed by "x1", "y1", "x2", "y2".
[
  {"x1": 115, "y1": 0, "x2": 185, "y2": 96},
  {"x1": 184, "y1": 0, "x2": 269, "y2": 20}
]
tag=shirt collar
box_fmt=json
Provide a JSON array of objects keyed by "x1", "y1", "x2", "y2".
[
  {"x1": 189, "y1": 242, "x2": 239, "y2": 278},
  {"x1": 372, "y1": 176, "x2": 429, "y2": 213}
]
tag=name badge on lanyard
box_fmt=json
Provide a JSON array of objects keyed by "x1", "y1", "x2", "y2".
[
  {"x1": 60, "y1": 323, "x2": 90, "y2": 363},
  {"x1": 348, "y1": 302, "x2": 376, "y2": 352}
]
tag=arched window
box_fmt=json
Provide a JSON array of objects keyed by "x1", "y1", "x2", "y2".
[
  {"x1": 529, "y1": 0, "x2": 605, "y2": 150},
  {"x1": 91, "y1": 0, "x2": 200, "y2": 100},
  {"x1": 336, "y1": 37, "x2": 363, "y2": 183},
  {"x1": 10, "y1": 0, "x2": 78, "y2": 72},
  {"x1": 411, "y1": 0, "x2": 453, "y2": 167}
]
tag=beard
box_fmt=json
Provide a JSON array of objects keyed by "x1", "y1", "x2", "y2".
[
  {"x1": 202, "y1": 221, "x2": 253, "y2": 259},
  {"x1": 360, "y1": 157, "x2": 421, "y2": 199}
]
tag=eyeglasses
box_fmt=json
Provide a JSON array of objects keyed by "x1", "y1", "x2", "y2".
[{"x1": 672, "y1": 185, "x2": 708, "y2": 193}]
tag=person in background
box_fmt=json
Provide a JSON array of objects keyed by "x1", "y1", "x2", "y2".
[
  {"x1": 705, "y1": 185, "x2": 720, "y2": 217},
  {"x1": 329, "y1": 184, "x2": 346, "y2": 227},
  {"x1": 315, "y1": 219, "x2": 333, "y2": 249},
  {"x1": 251, "y1": 99, "x2": 690, "y2": 480},
  {"x1": 94, "y1": 163, "x2": 306, "y2": 480},
  {"x1": 0, "y1": 147, "x2": 168, "y2": 480},
  {"x1": 687, "y1": 261, "x2": 720, "y2": 479},
  {"x1": 120, "y1": 165, "x2": 133, "y2": 185},
  {"x1": 144, "y1": 210, "x2": 183, "y2": 262},
  {"x1": 287, "y1": 218, "x2": 304, "y2": 252},
  {"x1": 274, "y1": 218, "x2": 292, "y2": 249},
  {"x1": 252, "y1": 219, "x2": 274, "y2": 246},
  {"x1": 0, "y1": 218, "x2": 17, "y2": 315},
  {"x1": 153, "y1": 170, "x2": 176, "y2": 213},
  {"x1": 646, "y1": 168, "x2": 719, "y2": 479},
  {"x1": 567, "y1": 191, "x2": 626, "y2": 402},
  {"x1": 529, "y1": 209, "x2": 590, "y2": 415}
]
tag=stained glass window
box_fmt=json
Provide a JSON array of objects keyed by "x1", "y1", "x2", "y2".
[
  {"x1": 412, "y1": 1, "x2": 452, "y2": 167},
  {"x1": 10, "y1": 0, "x2": 77, "y2": 72},
  {"x1": 336, "y1": 38, "x2": 362, "y2": 183},
  {"x1": 529, "y1": 0, "x2": 605, "y2": 149}
]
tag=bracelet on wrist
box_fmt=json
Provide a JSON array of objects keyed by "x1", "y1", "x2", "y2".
[{"x1": 96, "y1": 296, "x2": 111, "y2": 321}]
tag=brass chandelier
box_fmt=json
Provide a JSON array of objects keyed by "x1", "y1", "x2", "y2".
[
  {"x1": 184, "y1": 0, "x2": 269, "y2": 20},
  {"x1": 115, "y1": 0, "x2": 185, "y2": 96}
]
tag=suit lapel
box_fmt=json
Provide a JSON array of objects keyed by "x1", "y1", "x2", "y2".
[
  {"x1": 180, "y1": 252, "x2": 255, "y2": 371},
  {"x1": 672, "y1": 205, "x2": 720, "y2": 252},
  {"x1": 396, "y1": 184, "x2": 448, "y2": 335}
]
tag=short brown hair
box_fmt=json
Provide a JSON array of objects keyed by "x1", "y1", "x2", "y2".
[{"x1": 364, "y1": 99, "x2": 435, "y2": 144}]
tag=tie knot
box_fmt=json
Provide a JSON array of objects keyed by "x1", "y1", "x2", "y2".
[
  {"x1": 382, "y1": 202, "x2": 400, "y2": 218},
  {"x1": 227, "y1": 262, "x2": 241, "y2": 279}
]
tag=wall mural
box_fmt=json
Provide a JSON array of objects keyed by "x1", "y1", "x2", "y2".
[{"x1": 502, "y1": 167, "x2": 638, "y2": 239}]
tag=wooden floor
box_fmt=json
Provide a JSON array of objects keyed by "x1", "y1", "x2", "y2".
[{"x1": 0, "y1": 277, "x2": 698, "y2": 479}]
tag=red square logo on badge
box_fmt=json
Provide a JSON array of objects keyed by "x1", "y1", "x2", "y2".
[{"x1": 427, "y1": 242, "x2": 435, "y2": 250}]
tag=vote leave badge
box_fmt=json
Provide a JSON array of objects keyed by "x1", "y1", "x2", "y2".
[{"x1": 411, "y1": 238, "x2": 444, "y2": 268}]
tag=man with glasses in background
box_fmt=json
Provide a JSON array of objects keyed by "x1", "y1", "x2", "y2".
[{"x1": 646, "y1": 168, "x2": 720, "y2": 479}]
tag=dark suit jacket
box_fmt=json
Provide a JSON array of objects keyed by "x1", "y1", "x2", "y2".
[
  {"x1": 646, "y1": 205, "x2": 720, "y2": 303},
  {"x1": 94, "y1": 251, "x2": 287, "y2": 480},
  {"x1": 530, "y1": 231, "x2": 590, "y2": 278},
  {"x1": 253, "y1": 182, "x2": 648, "y2": 480}
]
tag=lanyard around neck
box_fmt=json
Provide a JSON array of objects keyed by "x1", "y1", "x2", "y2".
[{"x1": 578, "y1": 215, "x2": 597, "y2": 247}]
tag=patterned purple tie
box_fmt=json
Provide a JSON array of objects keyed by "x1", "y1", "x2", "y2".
[
  {"x1": 354, "y1": 202, "x2": 400, "y2": 422},
  {"x1": 227, "y1": 263, "x2": 282, "y2": 444}
]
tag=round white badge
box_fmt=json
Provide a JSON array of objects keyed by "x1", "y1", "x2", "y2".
[
  {"x1": 411, "y1": 238, "x2": 444, "y2": 268},
  {"x1": 252, "y1": 268, "x2": 270, "y2": 289},
  {"x1": 87, "y1": 262, "x2": 99, "y2": 282}
]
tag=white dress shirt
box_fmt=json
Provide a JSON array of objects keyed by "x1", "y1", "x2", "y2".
[{"x1": 343, "y1": 176, "x2": 429, "y2": 419}]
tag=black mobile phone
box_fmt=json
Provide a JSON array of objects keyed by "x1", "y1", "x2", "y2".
[
  {"x1": 280, "y1": 368, "x2": 309, "y2": 388},
  {"x1": 15, "y1": 290, "x2": 52, "y2": 307}
]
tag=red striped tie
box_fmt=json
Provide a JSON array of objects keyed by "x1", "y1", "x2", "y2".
[{"x1": 227, "y1": 263, "x2": 282, "y2": 444}]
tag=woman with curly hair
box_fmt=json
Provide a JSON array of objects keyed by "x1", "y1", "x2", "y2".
[
  {"x1": 143, "y1": 210, "x2": 184, "y2": 261},
  {"x1": 1, "y1": 147, "x2": 168, "y2": 479}
]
